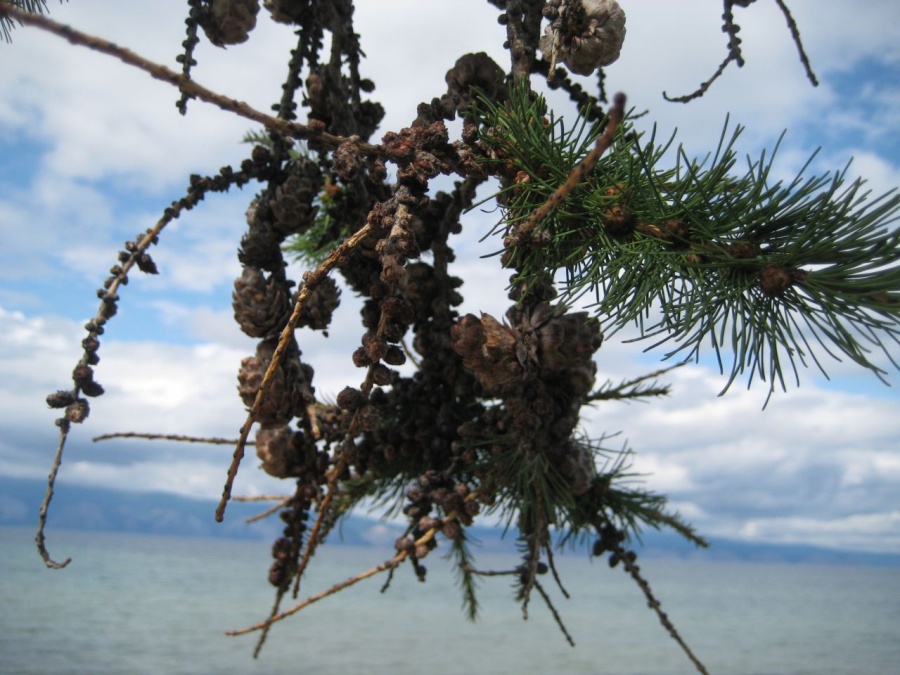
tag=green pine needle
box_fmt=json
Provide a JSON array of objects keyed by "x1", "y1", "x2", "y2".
[{"x1": 474, "y1": 86, "x2": 900, "y2": 399}]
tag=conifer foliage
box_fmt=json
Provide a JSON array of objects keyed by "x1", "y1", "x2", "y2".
[{"x1": 4, "y1": 1, "x2": 898, "y2": 672}]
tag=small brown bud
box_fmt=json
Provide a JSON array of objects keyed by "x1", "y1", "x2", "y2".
[
  {"x1": 383, "y1": 345, "x2": 406, "y2": 366},
  {"x1": 65, "y1": 399, "x2": 89, "y2": 423},
  {"x1": 362, "y1": 333, "x2": 388, "y2": 362},
  {"x1": 46, "y1": 390, "x2": 75, "y2": 409},
  {"x1": 336, "y1": 386, "x2": 364, "y2": 411},
  {"x1": 370, "y1": 364, "x2": 394, "y2": 386},
  {"x1": 759, "y1": 263, "x2": 793, "y2": 297}
]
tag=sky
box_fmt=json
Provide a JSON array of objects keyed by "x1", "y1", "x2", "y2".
[{"x1": 1, "y1": 0, "x2": 899, "y2": 554}]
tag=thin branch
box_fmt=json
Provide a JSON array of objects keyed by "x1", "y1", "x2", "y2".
[
  {"x1": 614, "y1": 544, "x2": 709, "y2": 675},
  {"x1": 229, "y1": 551, "x2": 408, "y2": 637},
  {"x1": 663, "y1": 52, "x2": 734, "y2": 104},
  {"x1": 245, "y1": 499, "x2": 292, "y2": 525},
  {"x1": 773, "y1": 0, "x2": 818, "y2": 86},
  {"x1": 35, "y1": 420, "x2": 72, "y2": 569},
  {"x1": 93, "y1": 432, "x2": 250, "y2": 445},
  {"x1": 34, "y1": 187, "x2": 187, "y2": 568},
  {"x1": 228, "y1": 516, "x2": 447, "y2": 637},
  {"x1": 233, "y1": 495, "x2": 293, "y2": 502},
  {"x1": 532, "y1": 580, "x2": 575, "y2": 647},
  {"x1": 0, "y1": 1, "x2": 379, "y2": 154}
]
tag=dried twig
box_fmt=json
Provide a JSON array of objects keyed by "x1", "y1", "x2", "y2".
[
  {"x1": 245, "y1": 499, "x2": 292, "y2": 525},
  {"x1": 93, "y1": 432, "x2": 250, "y2": 445},
  {"x1": 228, "y1": 516, "x2": 447, "y2": 637},
  {"x1": 0, "y1": 1, "x2": 379, "y2": 155},
  {"x1": 35, "y1": 421, "x2": 73, "y2": 569},
  {"x1": 614, "y1": 543, "x2": 709, "y2": 675},
  {"x1": 773, "y1": 0, "x2": 818, "y2": 86},
  {"x1": 664, "y1": 0, "x2": 817, "y2": 102}
]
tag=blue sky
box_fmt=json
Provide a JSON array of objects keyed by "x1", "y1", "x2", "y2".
[{"x1": 1, "y1": 0, "x2": 899, "y2": 553}]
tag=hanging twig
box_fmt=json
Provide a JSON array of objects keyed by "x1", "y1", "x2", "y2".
[{"x1": 35, "y1": 421, "x2": 73, "y2": 569}]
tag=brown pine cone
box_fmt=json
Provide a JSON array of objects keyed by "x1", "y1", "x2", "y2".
[
  {"x1": 270, "y1": 158, "x2": 322, "y2": 237},
  {"x1": 255, "y1": 425, "x2": 300, "y2": 478},
  {"x1": 232, "y1": 268, "x2": 292, "y2": 338},
  {"x1": 201, "y1": 0, "x2": 260, "y2": 47},
  {"x1": 237, "y1": 339, "x2": 314, "y2": 427},
  {"x1": 264, "y1": 0, "x2": 306, "y2": 24},
  {"x1": 296, "y1": 276, "x2": 341, "y2": 331}
]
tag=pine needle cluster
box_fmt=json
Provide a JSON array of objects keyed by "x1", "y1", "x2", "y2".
[{"x1": 476, "y1": 85, "x2": 900, "y2": 400}]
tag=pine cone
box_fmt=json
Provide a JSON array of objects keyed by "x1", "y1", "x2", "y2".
[
  {"x1": 451, "y1": 313, "x2": 523, "y2": 394},
  {"x1": 537, "y1": 311, "x2": 602, "y2": 397},
  {"x1": 540, "y1": 0, "x2": 627, "y2": 75},
  {"x1": 239, "y1": 199, "x2": 284, "y2": 271},
  {"x1": 237, "y1": 339, "x2": 314, "y2": 427},
  {"x1": 255, "y1": 425, "x2": 300, "y2": 478},
  {"x1": 201, "y1": 0, "x2": 260, "y2": 47},
  {"x1": 270, "y1": 158, "x2": 322, "y2": 237},
  {"x1": 264, "y1": 0, "x2": 306, "y2": 24},
  {"x1": 232, "y1": 268, "x2": 292, "y2": 338},
  {"x1": 296, "y1": 276, "x2": 341, "y2": 331}
]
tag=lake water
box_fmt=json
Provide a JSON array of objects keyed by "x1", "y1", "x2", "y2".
[{"x1": 1, "y1": 526, "x2": 898, "y2": 674}]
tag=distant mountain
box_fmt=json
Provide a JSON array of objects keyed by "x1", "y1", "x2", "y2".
[{"x1": 2, "y1": 476, "x2": 898, "y2": 566}]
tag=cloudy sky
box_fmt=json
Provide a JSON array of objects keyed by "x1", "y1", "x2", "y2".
[{"x1": 1, "y1": 0, "x2": 899, "y2": 554}]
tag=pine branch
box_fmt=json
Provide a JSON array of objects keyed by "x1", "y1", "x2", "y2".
[
  {"x1": 0, "y1": 0, "x2": 64, "y2": 42},
  {"x1": 447, "y1": 533, "x2": 480, "y2": 622},
  {"x1": 477, "y1": 89, "x2": 900, "y2": 398}
]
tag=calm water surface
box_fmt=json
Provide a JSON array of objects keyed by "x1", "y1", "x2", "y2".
[{"x1": 1, "y1": 526, "x2": 898, "y2": 674}]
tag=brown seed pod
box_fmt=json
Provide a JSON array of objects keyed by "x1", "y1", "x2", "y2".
[
  {"x1": 201, "y1": 0, "x2": 260, "y2": 47},
  {"x1": 759, "y1": 263, "x2": 793, "y2": 297},
  {"x1": 65, "y1": 399, "x2": 89, "y2": 424},
  {"x1": 336, "y1": 386, "x2": 364, "y2": 411},
  {"x1": 232, "y1": 267, "x2": 292, "y2": 339},
  {"x1": 46, "y1": 390, "x2": 76, "y2": 409},
  {"x1": 255, "y1": 425, "x2": 300, "y2": 479}
]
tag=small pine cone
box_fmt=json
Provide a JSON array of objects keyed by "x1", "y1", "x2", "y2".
[
  {"x1": 237, "y1": 340, "x2": 312, "y2": 427},
  {"x1": 232, "y1": 268, "x2": 292, "y2": 338},
  {"x1": 602, "y1": 204, "x2": 635, "y2": 237},
  {"x1": 65, "y1": 399, "x2": 89, "y2": 423},
  {"x1": 239, "y1": 201, "x2": 284, "y2": 270},
  {"x1": 759, "y1": 263, "x2": 793, "y2": 297},
  {"x1": 47, "y1": 390, "x2": 76, "y2": 409},
  {"x1": 538, "y1": 311, "x2": 602, "y2": 377},
  {"x1": 270, "y1": 158, "x2": 322, "y2": 236},
  {"x1": 201, "y1": 0, "x2": 260, "y2": 47},
  {"x1": 264, "y1": 0, "x2": 306, "y2": 24},
  {"x1": 255, "y1": 425, "x2": 300, "y2": 478},
  {"x1": 296, "y1": 276, "x2": 341, "y2": 331},
  {"x1": 451, "y1": 313, "x2": 523, "y2": 395},
  {"x1": 540, "y1": 0, "x2": 627, "y2": 75}
]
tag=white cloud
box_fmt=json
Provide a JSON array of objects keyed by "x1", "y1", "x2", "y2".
[{"x1": 2, "y1": 0, "x2": 899, "y2": 554}]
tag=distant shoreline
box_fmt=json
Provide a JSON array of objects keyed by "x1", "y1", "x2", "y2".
[{"x1": 3, "y1": 476, "x2": 899, "y2": 567}]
